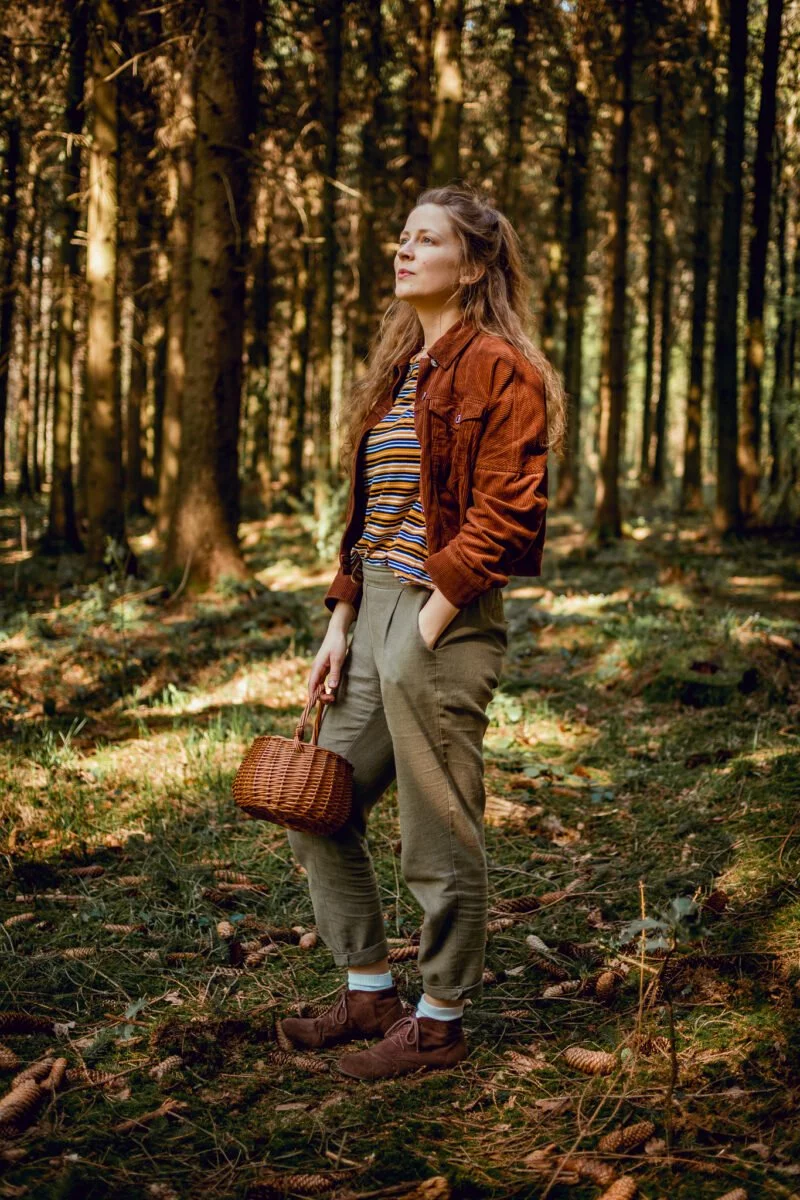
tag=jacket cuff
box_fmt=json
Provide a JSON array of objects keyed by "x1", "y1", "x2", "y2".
[
  {"x1": 425, "y1": 545, "x2": 498, "y2": 608},
  {"x1": 324, "y1": 568, "x2": 363, "y2": 614}
]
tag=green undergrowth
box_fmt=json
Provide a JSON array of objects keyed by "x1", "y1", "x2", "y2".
[{"x1": 1, "y1": 511, "x2": 799, "y2": 1198}]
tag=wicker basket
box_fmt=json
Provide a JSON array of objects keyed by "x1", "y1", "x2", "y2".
[{"x1": 231, "y1": 691, "x2": 353, "y2": 836}]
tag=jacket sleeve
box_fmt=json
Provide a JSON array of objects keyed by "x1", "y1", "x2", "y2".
[
  {"x1": 424, "y1": 357, "x2": 548, "y2": 608},
  {"x1": 323, "y1": 560, "x2": 363, "y2": 614}
]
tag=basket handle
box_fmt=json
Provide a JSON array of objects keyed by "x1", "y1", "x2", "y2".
[{"x1": 293, "y1": 687, "x2": 328, "y2": 750}]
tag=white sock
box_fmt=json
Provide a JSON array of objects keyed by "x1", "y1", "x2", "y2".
[
  {"x1": 416, "y1": 995, "x2": 465, "y2": 1022},
  {"x1": 347, "y1": 970, "x2": 393, "y2": 992}
]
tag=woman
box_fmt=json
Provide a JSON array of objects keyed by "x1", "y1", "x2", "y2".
[{"x1": 281, "y1": 184, "x2": 565, "y2": 1080}]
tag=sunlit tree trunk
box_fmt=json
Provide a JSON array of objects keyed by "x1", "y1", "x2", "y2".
[
  {"x1": 17, "y1": 173, "x2": 39, "y2": 499},
  {"x1": 430, "y1": 0, "x2": 464, "y2": 185},
  {"x1": 165, "y1": 0, "x2": 258, "y2": 586},
  {"x1": 286, "y1": 225, "x2": 313, "y2": 499},
  {"x1": 0, "y1": 117, "x2": 21, "y2": 496},
  {"x1": 640, "y1": 95, "x2": 660, "y2": 483},
  {"x1": 595, "y1": 0, "x2": 634, "y2": 541},
  {"x1": 681, "y1": 0, "x2": 718, "y2": 513},
  {"x1": 738, "y1": 0, "x2": 783, "y2": 521},
  {"x1": 769, "y1": 158, "x2": 789, "y2": 491},
  {"x1": 651, "y1": 200, "x2": 674, "y2": 488},
  {"x1": 155, "y1": 59, "x2": 194, "y2": 543},
  {"x1": 84, "y1": 0, "x2": 129, "y2": 566}
]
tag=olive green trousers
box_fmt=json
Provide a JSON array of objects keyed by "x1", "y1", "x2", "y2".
[{"x1": 287, "y1": 561, "x2": 507, "y2": 1000}]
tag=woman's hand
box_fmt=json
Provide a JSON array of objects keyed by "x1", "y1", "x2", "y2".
[
  {"x1": 418, "y1": 588, "x2": 460, "y2": 650},
  {"x1": 309, "y1": 601, "x2": 356, "y2": 704}
]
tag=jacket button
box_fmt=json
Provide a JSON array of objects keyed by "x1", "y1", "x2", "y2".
[{"x1": 455, "y1": 413, "x2": 461, "y2": 424}]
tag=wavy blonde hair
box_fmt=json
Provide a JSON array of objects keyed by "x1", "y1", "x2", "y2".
[{"x1": 340, "y1": 183, "x2": 566, "y2": 470}]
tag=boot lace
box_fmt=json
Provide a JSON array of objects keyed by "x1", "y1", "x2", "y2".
[{"x1": 383, "y1": 1014, "x2": 420, "y2": 1049}]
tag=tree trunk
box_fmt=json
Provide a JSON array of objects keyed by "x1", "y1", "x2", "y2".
[
  {"x1": 499, "y1": 0, "x2": 532, "y2": 225},
  {"x1": 30, "y1": 218, "x2": 46, "y2": 494},
  {"x1": 651, "y1": 202, "x2": 674, "y2": 488},
  {"x1": 768, "y1": 156, "x2": 788, "y2": 492},
  {"x1": 404, "y1": 0, "x2": 435, "y2": 198},
  {"x1": 540, "y1": 147, "x2": 568, "y2": 366},
  {"x1": 556, "y1": 17, "x2": 591, "y2": 510},
  {"x1": 286, "y1": 226, "x2": 313, "y2": 499},
  {"x1": 44, "y1": 0, "x2": 85, "y2": 553},
  {"x1": 0, "y1": 117, "x2": 21, "y2": 496},
  {"x1": 17, "y1": 175, "x2": 39, "y2": 499},
  {"x1": 595, "y1": 0, "x2": 634, "y2": 541},
  {"x1": 738, "y1": 0, "x2": 783, "y2": 521},
  {"x1": 246, "y1": 176, "x2": 273, "y2": 501},
  {"x1": 126, "y1": 205, "x2": 150, "y2": 515},
  {"x1": 313, "y1": 0, "x2": 342, "y2": 504},
  {"x1": 713, "y1": 0, "x2": 748, "y2": 534},
  {"x1": 84, "y1": 0, "x2": 129, "y2": 567},
  {"x1": 155, "y1": 59, "x2": 194, "y2": 542},
  {"x1": 640, "y1": 102, "x2": 660, "y2": 483},
  {"x1": 353, "y1": 0, "x2": 390, "y2": 369},
  {"x1": 164, "y1": 0, "x2": 258, "y2": 587},
  {"x1": 681, "y1": 2, "x2": 718, "y2": 513},
  {"x1": 430, "y1": 0, "x2": 464, "y2": 185}
]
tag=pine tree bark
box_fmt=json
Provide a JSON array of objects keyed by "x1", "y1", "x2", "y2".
[
  {"x1": 595, "y1": 0, "x2": 634, "y2": 541},
  {"x1": 164, "y1": 0, "x2": 258, "y2": 586},
  {"x1": 313, "y1": 0, "x2": 342, "y2": 501},
  {"x1": 404, "y1": 0, "x2": 435, "y2": 198},
  {"x1": 430, "y1": 0, "x2": 464, "y2": 185},
  {"x1": 17, "y1": 173, "x2": 40, "y2": 499},
  {"x1": 769, "y1": 161, "x2": 788, "y2": 491},
  {"x1": 651, "y1": 202, "x2": 674, "y2": 488},
  {"x1": 681, "y1": 2, "x2": 718, "y2": 513},
  {"x1": 126, "y1": 204, "x2": 149, "y2": 516},
  {"x1": 0, "y1": 116, "x2": 21, "y2": 496},
  {"x1": 738, "y1": 0, "x2": 783, "y2": 521},
  {"x1": 286, "y1": 225, "x2": 313, "y2": 499},
  {"x1": 44, "y1": 0, "x2": 85, "y2": 552},
  {"x1": 640, "y1": 97, "x2": 661, "y2": 484},
  {"x1": 85, "y1": 0, "x2": 129, "y2": 567},
  {"x1": 499, "y1": 0, "x2": 531, "y2": 224},
  {"x1": 31, "y1": 218, "x2": 46, "y2": 494},
  {"x1": 246, "y1": 176, "x2": 273, "y2": 501},
  {"x1": 353, "y1": 0, "x2": 390, "y2": 369},
  {"x1": 556, "y1": 16, "x2": 591, "y2": 510},
  {"x1": 713, "y1": 0, "x2": 748, "y2": 534},
  {"x1": 155, "y1": 58, "x2": 194, "y2": 542}
]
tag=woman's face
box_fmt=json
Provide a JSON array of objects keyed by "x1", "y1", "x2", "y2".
[{"x1": 394, "y1": 204, "x2": 463, "y2": 306}]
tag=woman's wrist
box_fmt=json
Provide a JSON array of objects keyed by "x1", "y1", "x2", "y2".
[{"x1": 329, "y1": 600, "x2": 357, "y2": 635}]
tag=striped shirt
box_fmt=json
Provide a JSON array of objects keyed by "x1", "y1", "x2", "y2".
[{"x1": 352, "y1": 358, "x2": 433, "y2": 588}]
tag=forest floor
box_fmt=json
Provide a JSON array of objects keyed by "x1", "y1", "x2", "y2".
[{"x1": 0, "y1": 499, "x2": 799, "y2": 1200}]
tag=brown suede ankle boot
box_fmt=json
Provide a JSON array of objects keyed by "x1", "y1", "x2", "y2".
[
  {"x1": 337, "y1": 1014, "x2": 467, "y2": 1080},
  {"x1": 280, "y1": 987, "x2": 404, "y2": 1051}
]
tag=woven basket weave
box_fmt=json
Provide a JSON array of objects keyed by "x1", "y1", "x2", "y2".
[{"x1": 232, "y1": 691, "x2": 353, "y2": 836}]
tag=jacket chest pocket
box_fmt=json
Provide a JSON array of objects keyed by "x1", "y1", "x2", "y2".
[{"x1": 428, "y1": 394, "x2": 486, "y2": 491}]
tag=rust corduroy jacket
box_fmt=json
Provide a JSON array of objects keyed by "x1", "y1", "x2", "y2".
[{"x1": 324, "y1": 318, "x2": 549, "y2": 613}]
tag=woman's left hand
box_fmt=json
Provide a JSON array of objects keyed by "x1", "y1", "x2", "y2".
[{"x1": 418, "y1": 589, "x2": 461, "y2": 650}]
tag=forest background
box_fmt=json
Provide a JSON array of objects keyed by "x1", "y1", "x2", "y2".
[{"x1": 0, "y1": 1, "x2": 799, "y2": 1199}]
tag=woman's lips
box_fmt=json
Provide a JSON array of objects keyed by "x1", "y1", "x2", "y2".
[{"x1": 397, "y1": 269, "x2": 414, "y2": 277}]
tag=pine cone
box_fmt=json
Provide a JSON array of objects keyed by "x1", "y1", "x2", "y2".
[
  {"x1": 556, "y1": 940, "x2": 604, "y2": 967},
  {"x1": 247, "y1": 1172, "x2": 345, "y2": 1198},
  {"x1": 490, "y1": 894, "x2": 540, "y2": 915},
  {"x1": 66, "y1": 865, "x2": 105, "y2": 878},
  {"x1": 149, "y1": 1056, "x2": 183, "y2": 1080},
  {"x1": 61, "y1": 946, "x2": 97, "y2": 960},
  {"x1": 592, "y1": 970, "x2": 623, "y2": 1002},
  {"x1": 216, "y1": 921, "x2": 236, "y2": 940},
  {"x1": 65, "y1": 1068, "x2": 115, "y2": 1086},
  {"x1": 0, "y1": 1013, "x2": 53, "y2": 1035},
  {"x1": 0, "y1": 1080, "x2": 44, "y2": 1131},
  {"x1": 3, "y1": 912, "x2": 36, "y2": 928},
  {"x1": 244, "y1": 946, "x2": 279, "y2": 968},
  {"x1": 214, "y1": 870, "x2": 252, "y2": 884},
  {"x1": 265, "y1": 1051, "x2": 329, "y2": 1076},
  {"x1": 714, "y1": 1191, "x2": 747, "y2": 1200},
  {"x1": 195, "y1": 858, "x2": 234, "y2": 869},
  {"x1": 0, "y1": 1044, "x2": 20, "y2": 1071},
  {"x1": 116, "y1": 875, "x2": 147, "y2": 887},
  {"x1": 42, "y1": 1058, "x2": 67, "y2": 1090},
  {"x1": 406, "y1": 1178, "x2": 451, "y2": 1200},
  {"x1": 528, "y1": 953, "x2": 569, "y2": 981},
  {"x1": 542, "y1": 980, "x2": 581, "y2": 999},
  {"x1": 630, "y1": 1033, "x2": 670, "y2": 1057},
  {"x1": 560, "y1": 1155, "x2": 617, "y2": 1187},
  {"x1": 388, "y1": 945, "x2": 419, "y2": 963},
  {"x1": 598, "y1": 1121, "x2": 656, "y2": 1154},
  {"x1": 216, "y1": 881, "x2": 269, "y2": 895},
  {"x1": 262, "y1": 926, "x2": 301, "y2": 944},
  {"x1": 482, "y1": 969, "x2": 506, "y2": 986},
  {"x1": 563, "y1": 1046, "x2": 617, "y2": 1075},
  {"x1": 536, "y1": 889, "x2": 571, "y2": 906},
  {"x1": 201, "y1": 887, "x2": 231, "y2": 905},
  {"x1": 298, "y1": 932, "x2": 318, "y2": 950},
  {"x1": 597, "y1": 1179, "x2": 637, "y2": 1200},
  {"x1": 486, "y1": 918, "x2": 517, "y2": 934},
  {"x1": 103, "y1": 923, "x2": 146, "y2": 934},
  {"x1": 499, "y1": 1009, "x2": 531, "y2": 1019},
  {"x1": 11, "y1": 1058, "x2": 54, "y2": 1089},
  {"x1": 165, "y1": 952, "x2": 201, "y2": 964}
]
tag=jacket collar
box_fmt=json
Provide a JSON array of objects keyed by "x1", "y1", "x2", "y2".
[{"x1": 393, "y1": 317, "x2": 480, "y2": 372}]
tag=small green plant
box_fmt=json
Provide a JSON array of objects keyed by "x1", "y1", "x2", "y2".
[
  {"x1": 28, "y1": 716, "x2": 87, "y2": 772},
  {"x1": 618, "y1": 895, "x2": 707, "y2": 954}
]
